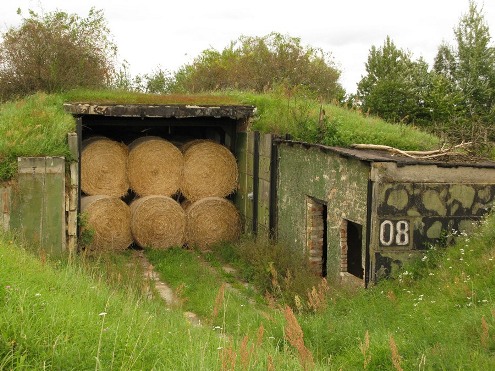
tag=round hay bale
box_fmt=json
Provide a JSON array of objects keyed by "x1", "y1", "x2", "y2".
[
  {"x1": 81, "y1": 195, "x2": 133, "y2": 252},
  {"x1": 128, "y1": 136, "x2": 183, "y2": 197},
  {"x1": 81, "y1": 137, "x2": 129, "y2": 197},
  {"x1": 182, "y1": 141, "x2": 238, "y2": 201},
  {"x1": 180, "y1": 139, "x2": 207, "y2": 153},
  {"x1": 186, "y1": 197, "x2": 241, "y2": 249},
  {"x1": 130, "y1": 196, "x2": 186, "y2": 249}
]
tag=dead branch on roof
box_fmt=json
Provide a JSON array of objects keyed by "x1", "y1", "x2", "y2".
[{"x1": 350, "y1": 142, "x2": 472, "y2": 159}]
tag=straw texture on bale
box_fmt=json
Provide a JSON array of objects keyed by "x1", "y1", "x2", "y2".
[
  {"x1": 130, "y1": 196, "x2": 186, "y2": 249},
  {"x1": 186, "y1": 197, "x2": 241, "y2": 249},
  {"x1": 182, "y1": 140, "x2": 238, "y2": 201},
  {"x1": 81, "y1": 137, "x2": 129, "y2": 197},
  {"x1": 128, "y1": 136, "x2": 183, "y2": 197},
  {"x1": 81, "y1": 195, "x2": 133, "y2": 251}
]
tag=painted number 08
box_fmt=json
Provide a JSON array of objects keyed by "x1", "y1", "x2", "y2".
[{"x1": 380, "y1": 220, "x2": 409, "y2": 246}]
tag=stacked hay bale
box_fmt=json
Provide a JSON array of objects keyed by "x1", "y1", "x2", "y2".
[
  {"x1": 81, "y1": 137, "x2": 132, "y2": 252},
  {"x1": 127, "y1": 137, "x2": 185, "y2": 249},
  {"x1": 127, "y1": 136, "x2": 183, "y2": 197},
  {"x1": 181, "y1": 140, "x2": 241, "y2": 249},
  {"x1": 80, "y1": 136, "x2": 241, "y2": 252},
  {"x1": 81, "y1": 137, "x2": 129, "y2": 197},
  {"x1": 130, "y1": 196, "x2": 186, "y2": 249}
]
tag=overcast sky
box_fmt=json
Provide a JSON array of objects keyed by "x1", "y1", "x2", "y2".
[{"x1": 1, "y1": 0, "x2": 494, "y2": 93}]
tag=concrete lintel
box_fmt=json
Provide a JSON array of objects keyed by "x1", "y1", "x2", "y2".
[{"x1": 371, "y1": 162, "x2": 495, "y2": 184}]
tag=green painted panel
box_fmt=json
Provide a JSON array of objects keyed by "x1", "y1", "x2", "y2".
[
  {"x1": 10, "y1": 157, "x2": 65, "y2": 256},
  {"x1": 259, "y1": 155, "x2": 271, "y2": 181}
]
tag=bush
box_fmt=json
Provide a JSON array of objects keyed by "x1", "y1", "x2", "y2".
[{"x1": 0, "y1": 8, "x2": 116, "y2": 101}]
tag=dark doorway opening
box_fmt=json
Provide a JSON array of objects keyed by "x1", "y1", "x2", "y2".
[
  {"x1": 347, "y1": 221, "x2": 363, "y2": 279},
  {"x1": 321, "y1": 203, "x2": 328, "y2": 277},
  {"x1": 306, "y1": 197, "x2": 328, "y2": 277}
]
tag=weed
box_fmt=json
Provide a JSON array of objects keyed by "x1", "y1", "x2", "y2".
[
  {"x1": 481, "y1": 315, "x2": 489, "y2": 349},
  {"x1": 284, "y1": 306, "x2": 314, "y2": 370},
  {"x1": 389, "y1": 335, "x2": 403, "y2": 371},
  {"x1": 359, "y1": 330, "x2": 371, "y2": 369}
]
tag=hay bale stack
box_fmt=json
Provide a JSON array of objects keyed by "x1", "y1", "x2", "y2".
[
  {"x1": 130, "y1": 196, "x2": 186, "y2": 249},
  {"x1": 128, "y1": 136, "x2": 183, "y2": 197},
  {"x1": 81, "y1": 195, "x2": 133, "y2": 251},
  {"x1": 182, "y1": 140, "x2": 238, "y2": 201},
  {"x1": 186, "y1": 197, "x2": 241, "y2": 249},
  {"x1": 81, "y1": 137, "x2": 129, "y2": 197}
]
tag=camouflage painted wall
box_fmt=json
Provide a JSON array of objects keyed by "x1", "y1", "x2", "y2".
[
  {"x1": 276, "y1": 143, "x2": 370, "y2": 279},
  {"x1": 372, "y1": 182, "x2": 495, "y2": 280}
]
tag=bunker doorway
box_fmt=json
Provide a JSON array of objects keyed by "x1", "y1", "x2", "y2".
[
  {"x1": 344, "y1": 220, "x2": 364, "y2": 279},
  {"x1": 306, "y1": 197, "x2": 328, "y2": 277}
]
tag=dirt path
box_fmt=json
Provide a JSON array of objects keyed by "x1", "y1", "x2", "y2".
[{"x1": 134, "y1": 250, "x2": 202, "y2": 327}]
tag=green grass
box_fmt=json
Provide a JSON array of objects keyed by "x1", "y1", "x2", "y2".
[
  {"x1": 145, "y1": 247, "x2": 285, "y2": 339},
  {"x1": 0, "y1": 236, "x2": 305, "y2": 370},
  {"x1": 0, "y1": 93, "x2": 75, "y2": 180},
  {"x1": 232, "y1": 90, "x2": 440, "y2": 151},
  {"x1": 150, "y1": 213, "x2": 495, "y2": 369},
  {"x1": 0, "y1": 89, "x2": 442, "y2": 182},
  {"x1": 2, "y1": 212, "x2": 495, "y2": 369}
]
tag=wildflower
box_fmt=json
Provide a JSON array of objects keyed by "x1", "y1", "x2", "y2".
[
  {"x1": 99, "y1": 312, "x2": 107, "y2": 316},
  {"x1": 35, "y1": 293, "x2": 41, "y2": 297},
  {"x1": 421, "y1": 255, "x2": 428, "y2": 262},
  {"x1": 429, "y1": 273, "x2": 435, "y2": 276}
]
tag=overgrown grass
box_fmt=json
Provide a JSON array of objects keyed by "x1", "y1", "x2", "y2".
[
  {"x1": 299, "y1": 213, "x2": 495, "y2": 369},
  {"x1": 145, "y1": 247, "x2": 285, "y2": 339},
  {"x1": 233, "y1": 90, "x2": 440, "y2": 151},
  {"x1": 150, "y1": 213, "x2": 495, "y2": 369},
  {"x1": 3, "y1": 211, "x2": 495, "y2": 369},
  {"x1": 0, "y1": 93, "x2": 75, "y2": 180},
  {"x1": 0, "y1": 236, "x2": 303, "y2": 370},
  {"x1": 0, "y1": 89, "x2": 442, "y2": 181}
]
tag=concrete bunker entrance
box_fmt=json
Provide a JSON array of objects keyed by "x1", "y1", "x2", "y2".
[{"x1": 341, "y1": 219, "x2": 364, "y2": 280}]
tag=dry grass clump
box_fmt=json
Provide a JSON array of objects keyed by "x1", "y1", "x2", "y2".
[
  {"x1": 130, "y1": 196, "x2": 186, "y2": 249},
  {"x1": 186, "y1": 197, "x2": 241, "y2": 249},
  {"x1": 81, "y1": 195, "x2": 133, "y2": 251},
  {"x1": 127, "y1": 136, "x2": 183, "y2": 196},
  {"x1": 81, "y1": 137, "x2": 129, "y2": 197},
  {"x1": 182, "y1": 140, "x2": 238, "y2": 201}
]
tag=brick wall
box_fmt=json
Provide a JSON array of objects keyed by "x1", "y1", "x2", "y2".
[
  {"x1": 306, "y1": 197, "x2": 325, "y2": 275},
  {"x1": 340, "y1": 219, "x2": 348, "y2": 272}
]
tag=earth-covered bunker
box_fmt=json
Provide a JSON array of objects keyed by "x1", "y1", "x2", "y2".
[{"x1": 274, "y1": 139, "x2": 495, "y2": 286}]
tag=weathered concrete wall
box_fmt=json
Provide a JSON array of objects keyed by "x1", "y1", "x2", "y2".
[
  {"x1": 10, "y1": 157, "x2": 66, "y2": 256},
  {"x1": 371, "y1": 166, "x2": 495, "y2": 281},
  {"x1": 277, "y1": 143, "x2": 370, "y2": 280}
]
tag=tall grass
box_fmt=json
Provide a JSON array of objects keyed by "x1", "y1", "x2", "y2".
[
  {"x1": 3, "y1": 210, "x2": 495, "y2": 369},
  {"x1": 296, "y1": 213, "x2": 495, "y2": 369},
  {"x1": 0, "y1": 93, "x2": 75, "y2": 180},
  {"x1": 0, "y1": 89, "x2": 441, "y2": 181},
  {"x1": 0, "y1": 236, "x2": 306, "y2": 369}
]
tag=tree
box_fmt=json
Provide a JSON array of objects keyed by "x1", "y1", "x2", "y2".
[
  {"x1": 0, "y1": 8, "x2": 117, "y2": 100},
  {"x1": 433, "y1": 1, "x2": 495, "y2": 143},
  {"x1": 357, "y1": 36, "x2": 432, "y2": 124},
  {"x1": 169, "y1": 32, "x2": 344, "y2": 102}
]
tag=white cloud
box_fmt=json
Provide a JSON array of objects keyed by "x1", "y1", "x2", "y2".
[{"x1": 1, "y1": 0, "x2": 494, "y2": 93}]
